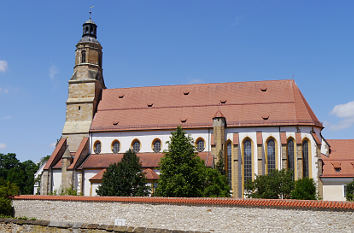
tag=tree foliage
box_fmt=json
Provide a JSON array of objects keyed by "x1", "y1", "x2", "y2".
[
  {"x1": 346, "y1": 180, "x2": 354, "y2": 201},
  {"x1": 215, "y1": 150, "x2": 225, "y2": 176},
  {"x1": 0, "y1": 153, "x2": 38, "y2": 195},
  {"x1": 97, "y1": 150, "x2": 149, "y2": 196},
  {"x1": 155, "y1": 126, "x2": 230, "y2": 197},
  {"x1": 291, "y1": 177, "x2": 317, "y2": 200},
  {"x1": 245, "y1": 169, "x2": 294, "y2": 199},
  {"x1": 0, "y1": 181, "x2": 19, "y2": 217}
]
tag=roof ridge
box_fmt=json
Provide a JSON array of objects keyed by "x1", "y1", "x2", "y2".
[{"x1": 104, "y1": 79, "x2": 294, "y2": 91}]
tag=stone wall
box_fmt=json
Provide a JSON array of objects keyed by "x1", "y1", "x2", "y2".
[
  {"x1": 13, "y1": 196, "x2": 354, "y2": 233},
  {"x1": 0, "y1": 218, "x2": 204, "y2": 233}
]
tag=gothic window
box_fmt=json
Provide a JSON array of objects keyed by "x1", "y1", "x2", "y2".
[
  {"x1": 152, "y1": 139, "x2": 161, "y2": 152},
  {"x1": 243, "y1": 139, "x2": 252, "y2": 185},
  {"x1": 287, "y1": 139, "x2": 295, "y2": 173},
  {"x1": 112, "y1": 140, "x2": 120, "y2": 154},
  {"x1": 81, "y1": 50, "x2": 86, "y2": 63},
  {"x1": 303, "y1": 140, "x2": 309, "y2": 177},
  {"x1": 196, "y1": 138, "x2": 205, "y2": 152},
  {"x1": 94, "y1": 141, "x2": 101, "y2": 154},
  {"x1": 132, "y1": 139, "x2": 141, "y2": 153},
  {"x1": 227, "y1": 141, "x2": 232, "y2": 185},
  {"x1": 267, "y1": 139, "x2": 276, "y2": 172}
]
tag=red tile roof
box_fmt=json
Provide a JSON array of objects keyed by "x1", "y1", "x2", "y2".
[
  {"x1": 44, "y1": 137, "x2": 67, "y2": 170},
  {"x1": 321, "y1": 139, "x2": 354, "y2": 178},
  {"x1": 78, "y1": 152, "x2": 213, "y2": 170},
  {"x1": 68, "y1": 137, "x2": 89, "y2": 170},
  {"x1": 14, "y1": 195, "x2": 354, "y2": 210},
  {"x1": 90, "y1": 80, "x2": 322, "y2": 132},
  {"x1": 89, "y1": 168, "x2": 159, "y2": 183},
  {"x1": 144, "y1": 168, "x2": 160, "y2": 180},
  {"x1": 311, "y1": 132, "x2": 322, "y2": 146}
]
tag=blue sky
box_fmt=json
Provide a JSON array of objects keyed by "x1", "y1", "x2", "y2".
[{"x1": 1, "y1": 0, "x2": 354, "y2": 162}]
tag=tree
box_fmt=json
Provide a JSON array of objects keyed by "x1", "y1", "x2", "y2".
[
  {"x1": 291, "y1": 177, "x2": 317, "y2": 200},
  {"x1": 202, "y1": 167, "x2": 230, "y2": 197},
  {"x1": 346, "y1": 180, "x2": 354, "y2": 201},
  {"x1": 0, "y1": 181, "x2": 18, "y2": 217},
  {"x1": 0, "y1": 153, "x2": 38, "y2": 194},
  {"x1": 245, "y1": 169, "x2": 294, "y2": 199},
  {"x1": 97, "y1": 149, "x2": 149, "y2": 196},
  {"x1": 155, "y1": 126, "x2": 206, "y2": 197},
  {"x1": 156, "y1": 126, "x2": 230, "y2": 197}
]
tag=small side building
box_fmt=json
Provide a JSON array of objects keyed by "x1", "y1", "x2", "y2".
[{"x1": 321, "y1": 139, "x2": 354, "y2": 201}]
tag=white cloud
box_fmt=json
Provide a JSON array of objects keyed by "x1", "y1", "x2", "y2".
[
  {"x1": 0, "y1": 143, "x2": 6, "y2": 149},
  {"x1": 328, "y1": 101, "x2": 354, "y2": 130},
  {"x1": 49, "y1": 65, "x2": 59, "y2": 80},
  {"x1": 0, "y1": 60, "x2": 8, "y2": 72},
  {"x1": 0, "y1": 88, "x2": 9, "y2": 94},
  {"x1": 188, "y1": 79, "x2": 204, "y2": 84}
]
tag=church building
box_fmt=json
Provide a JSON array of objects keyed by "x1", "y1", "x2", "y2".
[{"x1": 40, "y1": 18, "x2": 354, "y2": 200}]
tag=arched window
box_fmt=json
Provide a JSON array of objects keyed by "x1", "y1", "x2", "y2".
[
  {"x1": 267, "y1": 139, "x2": 276, "y2": 173},
  {"x1": 287, "y1": 139, "x2": 295, "y2": 173},
  {"x1": 243, "y1": 139, "x2": 252, "y2": 185},
  {"x1": 112, "y1": 140, "x2": 120, "y2": 154},
  {"x1": 94, "y1": 141, "x2": 101, "y2": 154},
  {"x1": 81, "y1": 50, "x2": 86, "y2": 63},
  {"x1": 132, "y1": 139, "x2": 141, "y2": 153},
  {"x1": 303, "y1": 140, "x2": 309, "y2": 177},
  {"x1": 196, "y1": 138, "x2": 205, "y2": 152},
  {"x1": 152, "y1": 139, "x2": 161, "y2": 152},
  {"x1": 227, "y1": 141, "x2": 232, "y2": 185}
]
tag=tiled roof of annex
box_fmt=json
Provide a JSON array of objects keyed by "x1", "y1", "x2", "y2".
[
  {"x1": 77, "y1": 152, "x2": 213, "y2": 170},
  {"x1": 90, "y1": 79, "x2": 322, "y2": 132},
  {"x1": 321, "y1": 139, "x2": 354, "y2": 178}
]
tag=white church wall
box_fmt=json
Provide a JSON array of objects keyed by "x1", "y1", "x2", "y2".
[
  {"x1": 91, "y1": 183, "x2": 100, "y2": 196},
  {"x1": 90, "y1": 129, "x2": 211, "y2": 154},
  {"x1": 83, "y1": 170, "x2": 100, "y2": 196},
  {"x1": 52, "y1": 170, "x2": 62, "y2": 194},
  {"x1": 322, "y1": 177, "x2": 354, "y2": 201}
]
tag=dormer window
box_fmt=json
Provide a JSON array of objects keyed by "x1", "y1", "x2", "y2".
[{"x1": 81, "y1": 50, "x2": 86, "y2": 63}]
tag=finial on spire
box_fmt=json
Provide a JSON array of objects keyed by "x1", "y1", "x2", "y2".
[{"x1": 89, "y1": 5, "x2": 94, "y2": 20}]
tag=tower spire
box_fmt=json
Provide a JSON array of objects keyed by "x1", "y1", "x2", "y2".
[{"x1": 89, "y1": 5, "x2": 94, "y2": 20}]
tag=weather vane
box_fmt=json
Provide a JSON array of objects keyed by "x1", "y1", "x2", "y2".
[{"x1": 89, "y1": 5, "x2": 94, "y2": 20}]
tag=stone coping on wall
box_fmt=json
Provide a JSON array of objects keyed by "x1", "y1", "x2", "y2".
[
  {"x1": 0, "y1": 218, "x2": 207, "y2": 233},
  {"x1": 13, "y1": 195, "x2": 354, "y2": 211}
]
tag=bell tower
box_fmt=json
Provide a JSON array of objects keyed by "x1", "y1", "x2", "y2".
[{"x1": 62, "y1": 17, "x2": 105, "y2": 152}]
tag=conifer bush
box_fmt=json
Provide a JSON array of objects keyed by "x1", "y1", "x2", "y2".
[
  {"x1": 345, "y1": 180, "x2": 354, "y2": 201},
  {"x1": 97, "y1": 149, "x2": 149, "y2": 196}
]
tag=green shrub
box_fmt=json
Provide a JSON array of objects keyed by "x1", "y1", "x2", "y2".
[
  {"x1": 60, "y1": 187, "x2": 78, "y2": 196},
  {"x1": 0, "y1": 197, "x2": 14, "y2": 216},
  {"x1": 291, "y1": 177, "x2": 317, "y2": 200},
  {"x1": 345, "y1": 180, "x2": 354, "y2": 201},
  {"x1": 245, "y1": 169, "x2": 294, "y2": 199}
]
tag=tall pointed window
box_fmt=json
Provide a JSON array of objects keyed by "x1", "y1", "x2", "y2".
[
  {"x1": 227, "y1": 141, "x2": 232, "y2": 185},
  {"x1": 112, "y1": 140, "x2": 120, "y2": 154},
  {"x1": 81, "y1": 50, "x2": 86, "y2": 63},
  {"x1": 267, "y1": 139, "x2": 276, "y2": 172},
  {"x1": 243, "y1": 139, "x2": 252, "y2": 185},
  {"x1": 94, "y1": 141, "x2": 101, "y2": 154},
  {"x1": 287, "y1": 139, "x2": 295, "y2": 172},
  {"x1": 303, "y1": 140, "x2": 309, "y2": 177},
  {"x1": 132, "y1": 139, "x2": 141, "y2": 153}
]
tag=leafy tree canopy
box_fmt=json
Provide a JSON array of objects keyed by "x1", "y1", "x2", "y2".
[
  {"x1": 97, "y1": 149, "x2": 149, "y2": 196},
  {"x1": 0, "y1": 153, "x2": 38, "y2": 195},
  {"x1": 156, "y1": 126, "x2": 230, "y2": 197},
  {"x1": 346, "y1": 180, "x2": 354, "y2": 201},
  {"x1": 291, "y1": 177, "x2": 317, "y2": 200},
  {"x1": 245, "y1": 169, "x2": 294, "y2": 199}
]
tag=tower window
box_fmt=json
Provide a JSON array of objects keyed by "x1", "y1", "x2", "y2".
[
  {"x1": 94, "y1": 141, "x2": 101, "y2": 154},
  {"x1": 81, "y1": 50, "x2": 86, "y2": 63},
  {"x1": 196, "y1": 138, "x2": 205, "y2": 152},
  {"x1": 152, "y1": 139, "x2": 161, "y2": 152},
  {"x1": 78, "y1": 106, "x2": 81, "y2": 110},
  {"x1": 112, "y1": 140, "x2": 120, "y2": 154},
  {"x1": 132, "y1": 139, "x2": 141, "y2": 153}
]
